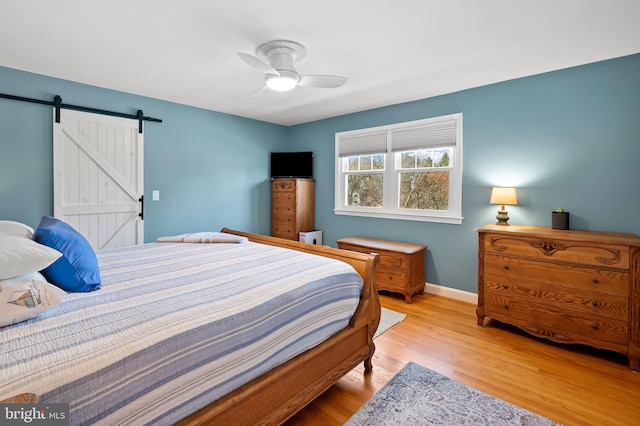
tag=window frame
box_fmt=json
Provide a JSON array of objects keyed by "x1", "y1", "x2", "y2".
[{"x1": 334, "y1": 113, "x2": 463, "y2": 224}]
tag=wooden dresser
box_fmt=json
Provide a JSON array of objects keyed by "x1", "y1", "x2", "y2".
[
  {"x1": 477, "y1": 224, "x2": 640, "y2": 371},
  {"x1": 337, "y1": 236, "x2": 427, "y2": 303},
  {"x1": 271, "y1": 178, "x2": 314, "y2": 240}
]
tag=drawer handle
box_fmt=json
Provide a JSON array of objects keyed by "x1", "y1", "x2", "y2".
[
  {"x1": 592, "y1": 301, "x2": 598, "y2": 307},
  {"x1": 591, "y1": 324, "x2": 599, "y2": 330},
  {"x1": 502, "y1": 284, "x2": 509, "y2": 289},
  {"x1": 592, "y1": 279, "x2": 599, "y2": 284},
  {"x1": 503, "y1": 265, "x2": 510, "y2": 270},
  {"x1": 503, "y1": 303, "x2": 509, "y2": 309}
]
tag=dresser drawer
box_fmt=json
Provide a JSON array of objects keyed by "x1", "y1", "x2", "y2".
[
  {"x1": 272, "y1": 203, "x2": 295, "y2": 216},
  {"x1": 484, "y1": 233, "x2": 629, "y2": 270},
  {"x1": 484, "y1": 275, "x2": 629, "y2": 321},
  {"x1": 375, "y1": 268, "x2": 407, "y2": 290},
  {"x1": 338, "y1": 244, "x2": 406, "y2": 269},
  {"x1": 272, "y1": 224, "x2": 296, "y2": 239},
  {"x1": 484, "y1": 255, "x2": 629, "y2": 296},
  {"x1": 272, "y1": 180, "x2": 295, "y2": 192},
  {"x1": 484, "y1": 292, "x2": 628, "y2": 346},
  {"x1": 273, "y1": 192, "x2": 295, "y2": 204},
  {"x1": 377, "y1": 252, "x2": 406, "y2": 269},
  {"x1": 272, "y1": 214, "x2": 295, "y2": 226}
]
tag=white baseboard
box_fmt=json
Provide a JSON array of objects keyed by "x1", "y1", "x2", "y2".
[{"x1": 423, "y1": 282, "x2": 478, "y2": 305}]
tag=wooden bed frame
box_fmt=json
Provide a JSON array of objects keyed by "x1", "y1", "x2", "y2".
[
  {"x1": 3, "y1": 229, "x2": 379, "y2": 424},
  {"x1": 176, "y1": 228, "x2": 381, "y2": 425}
]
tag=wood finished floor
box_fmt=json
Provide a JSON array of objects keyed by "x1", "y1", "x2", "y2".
[{"x1": 285, "y1": 292, "x2": 640, "y2": 426}]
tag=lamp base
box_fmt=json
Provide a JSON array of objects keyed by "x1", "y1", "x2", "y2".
[{"x1": 495, "y1": 209, "x2": 510, "y2": 225}]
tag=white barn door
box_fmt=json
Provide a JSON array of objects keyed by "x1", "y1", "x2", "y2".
[{"x1": 53, "y1": 109, "x2": 144, "y2": 249}]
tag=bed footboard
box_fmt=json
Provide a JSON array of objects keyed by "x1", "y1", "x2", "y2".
[{"x1": 177, "y1": 228, "x2": 380, "y2": 425}]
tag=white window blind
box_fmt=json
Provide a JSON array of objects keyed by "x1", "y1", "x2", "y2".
[
  {"x1": 390, "y1": 118, "x2": 457, "y2": 152},
  {"x1": 338, "y1": 130, "x2": 387, "y2": 157}
]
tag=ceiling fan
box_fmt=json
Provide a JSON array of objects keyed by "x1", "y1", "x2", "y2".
[{"x1": 238, "y1": 40, "x2": 348, "y2": 92}]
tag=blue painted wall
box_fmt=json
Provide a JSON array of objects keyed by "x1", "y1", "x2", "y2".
[
  {"x1": 288, "y1": 54, "x2": 640, "y2": 292},
  {"x1": 2, "y1": 53, "x2": 639, "y2": 293},
  {"x1": 0, "y1": 66, "x2": 287, "y2": 240}
]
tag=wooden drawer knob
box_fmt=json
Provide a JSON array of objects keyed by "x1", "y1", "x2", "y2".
[
  {"x1": 592, "y1": 301, "x2": 599, "y2": 307},
  {"x1": 503, "y1": 265, "x2": 510, "y2": 270},
  {"x1": 503, "y1": 303, "x2": 509, "y2": 309},
  {"x1": 592, "y1": 324, "x2": 599, "y2": 330},
  {"x1": 592, "y1": 278, "x2": 599, "y2": 284}
]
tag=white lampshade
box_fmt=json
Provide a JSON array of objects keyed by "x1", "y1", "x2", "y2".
[{"x1": 490, "y1": 187, "x2": 518, "y2": 206}]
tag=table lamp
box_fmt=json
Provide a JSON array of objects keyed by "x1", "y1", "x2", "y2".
[{"x1": 490, "y1": 187, "x2": 517, "y2": 225}]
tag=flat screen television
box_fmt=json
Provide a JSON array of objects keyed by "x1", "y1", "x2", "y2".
[{"x1": 270, "y1": 151, "x2": 313, "y2": 179}]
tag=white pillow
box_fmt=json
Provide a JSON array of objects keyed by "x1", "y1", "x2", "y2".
[
  {"x1": 0, "y1": 221, "x2": 34, "y2": 239},
  {"x1": 0, "y1": 272, "x2": 66, "y2": 327},
  {"x1": 0, "y1": 236, "x2": 62, "y2": 280}
]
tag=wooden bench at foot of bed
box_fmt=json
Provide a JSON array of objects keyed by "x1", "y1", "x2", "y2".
[{"x1": 177, "y1": 228, "x2": 380, "y2": 426}]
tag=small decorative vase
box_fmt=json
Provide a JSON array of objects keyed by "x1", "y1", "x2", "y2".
[{"x1": 552, "y1": 211, "x2": 570, "y2": 230}]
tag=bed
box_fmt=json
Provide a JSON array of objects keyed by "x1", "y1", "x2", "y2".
[{"x1": 0, "y1": 226, "x2": 380, "y2": 425}]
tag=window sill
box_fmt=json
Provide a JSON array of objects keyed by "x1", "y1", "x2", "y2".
[{"x1": 334, "y1": 208, "x2": 463, "y2": 224}]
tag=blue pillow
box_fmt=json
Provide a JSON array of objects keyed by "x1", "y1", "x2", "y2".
[{"x1": 33, "y1": 216, "x2": 101, "y2": 292}]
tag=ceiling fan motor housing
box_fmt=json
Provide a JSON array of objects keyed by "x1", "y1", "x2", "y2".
[
  {"x1": 266, "y1": 47, "x2": 298, "y2": 74},
  {"x1": 258, "y1": 42, "x2": 305, "y2": 90}
]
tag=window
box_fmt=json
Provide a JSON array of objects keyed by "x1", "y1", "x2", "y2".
[{"x1": 335, "y1": 113, "x2": 463, "y2": 224}]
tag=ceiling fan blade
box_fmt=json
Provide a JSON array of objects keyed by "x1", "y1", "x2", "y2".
[
  {"x1": 248, "y1": 85, "x2": 269, "y2": 97},
  {"x1": 298, "y1": 75, "x2": 348, "y2": 88},
  {"x1": 237, "y1": 53, "x2": 279, "y2": 75}
]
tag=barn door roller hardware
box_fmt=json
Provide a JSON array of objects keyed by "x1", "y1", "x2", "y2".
[{"x1": 0, "y1": 92, "x2": 162, "y2": 133}]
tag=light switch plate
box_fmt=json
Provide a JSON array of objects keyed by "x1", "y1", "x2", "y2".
[{"x1": 152, "y1": 190, "x2": 160, "y2": 201}]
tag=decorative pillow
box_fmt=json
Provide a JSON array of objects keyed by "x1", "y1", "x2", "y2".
[
  {"x1": 0, "y1": 220, "x2": 35, "y2": 239},
  {"x1": 0, "y1": 236, "x2": 62, "y2": 280},
  {"x1": 0, "y1": 272, "x2": 66, "y2": 327},
  {"x1": 33, "y1": 216, "x2": 102, "y2": 292}
]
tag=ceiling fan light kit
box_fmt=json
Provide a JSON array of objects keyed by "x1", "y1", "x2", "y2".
[
  {"x1": 265, "y1": 71, "x2": 299, "y2": 92},
  {"x1": 238, "y1": 39, "x2": 347, "y2": 93}
]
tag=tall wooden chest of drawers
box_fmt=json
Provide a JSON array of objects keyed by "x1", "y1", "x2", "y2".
[
  {"x1": 337, "y1": 236, "x2": 427, "y2": 303},
  {"x1": 271, "y1": 178, "x2": 314, "y2": 240},
  {"x1": 477, "y1": 224, "x2": 640, "y2": 371}
]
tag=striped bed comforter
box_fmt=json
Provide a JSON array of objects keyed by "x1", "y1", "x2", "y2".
[{"x1": 0, "y1": 241, "x2": 363, "y2": 425}]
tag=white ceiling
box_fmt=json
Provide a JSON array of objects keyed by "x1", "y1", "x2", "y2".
[{"x1": 2, "y1": 1, "x2": 639, "y2": 126}]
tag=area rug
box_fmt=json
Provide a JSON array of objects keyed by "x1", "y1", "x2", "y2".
[
  {"x1": 374, "y1": 308, "x2": 406, "y2": 339},
  {"x1": 344, "y1": 362, "x2": 561, "y2": 425}
]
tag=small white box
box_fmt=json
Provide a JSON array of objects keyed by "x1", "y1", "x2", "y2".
[{"x1": 299, "y1": 230, "x2": 322, "y2": 245}]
